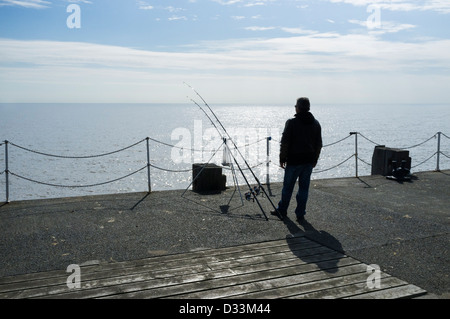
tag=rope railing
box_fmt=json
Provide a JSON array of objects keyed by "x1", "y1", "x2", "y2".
[
  {"x1": 358, "y1": 132, "x2": 438, "y2": 149},
  {"x1": 147, "y1": 136, "x2": 266, "y2": 153},
  {"x1": 272, "y1": 133, "x2": 353, "y2": 148},
  {"x1": 148, "y1": 162, "x2": 193, "y2": 173},
  {"x1": 9, "y1": 166, "x2": 148, "y2": 188},
  {"x1": 355, "y1": 132, "x2": 448, "y2": 171},
  {"x1": 402, "y1": 134, "x2": 437, "y2": 149},
  {"x1": 8, "y1": 139, "x2": 147, "y2": 159},
  {"x1": 411, "y1": 152, "x2": 439, "y2": 169},
  {"x1": 357, "y1": 133, "x2": 382, "y2": 146},
  {"x1": 322, "y1": 134, "x2": 353, "y2": 148},
  {"x1": 1, "y1": 131, "x2": 448, "y2": 202},
  {"x1": 147, "y1": 137, "x2": 216, "y2": 153},
  {"x1": 313, "y1": 155, "x2": 355, "y2": 174},
  {"x1": 357, "y1": 156, "x2": 372, "y2": 167},
  {"x1": 442, "y1": 133, "x2": 450, "y2": 139}
]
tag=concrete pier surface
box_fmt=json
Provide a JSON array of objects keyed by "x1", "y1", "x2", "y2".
[{"x1": 0, "y1": 170, "x2": 448, "y2": 298}]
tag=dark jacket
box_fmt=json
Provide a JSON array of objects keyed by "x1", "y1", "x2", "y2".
[{"x1": 280, "y1": 111, "x2": 322, "y2": 166}]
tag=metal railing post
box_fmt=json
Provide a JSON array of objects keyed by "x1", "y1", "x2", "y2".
[
  {"x1": 146, "y1": 137, "x2": 151, "y2": 193},
  {"x1": 350, "y1": 132, "x2": 358, "y2": 177},
  {"x1": 4, "y1": 140, "x2": 10, "y2": 203},
  {"x1": 266, "y1": 136, "x2": 271, "y2": 185},
  {"x1": 436, "y1": 132, "x2": 441, "y2": 172},
  {"x1": 222, "y1": 137, "x2": 227, "y2": 166}
]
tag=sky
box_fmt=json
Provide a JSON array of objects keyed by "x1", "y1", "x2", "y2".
[{"x1": 0, "y1": 0, "x2": 449, "y2": 104}]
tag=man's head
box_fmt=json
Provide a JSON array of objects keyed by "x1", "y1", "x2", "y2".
[{"x1": 295, "y1": 97, "x2": 310, "y2": 113}]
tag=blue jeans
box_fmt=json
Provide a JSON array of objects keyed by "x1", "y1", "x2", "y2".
[{"x1": 277, "y1": 164, "x2": 313, "y2": 218}]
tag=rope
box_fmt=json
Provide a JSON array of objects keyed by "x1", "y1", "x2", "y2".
[
  {"x1": 147, "y1": 137, "x2": 210, "y2": 152},
  {"x1": 357, "y1": 132, "x2": 438, "y2": 150},
  {"x1": 313, "y1": 155, "x2": 354, "y2": 173},
  {"x1": 8, "y1": 166, "x2": 147, "y2": 188},
  {"x1": 148, "y1": 163, "x2": 192, "y2": 173},
  {"x1": 147, "y1": 161, "x2": 266, "y2": 173},
  {"x1": 357, "y1": 133, "x2": 382, "y2": 146},
  {"x1": 272, "y1": 134, "x2": 353, "y2": 148},
  {"x1": 8, "y1": 139, "x2": 147, "y2": 159},
  {"x1": 268, "y1": 155, "x2": 354, "y2": 173},
  {"x1": 357, "y1": 156, "x2": 372, "y2": 166},
  {"x1": 400, "y1": 134, "x2": 437, "y2": 149},
  {"x1": 222, "y1": 161, "x2": 266, "y2": 171},
  {"x1": 240, "y1": 138, "x2": 266, "y2": 148},
  {"x1": 411, "y1": 152, "x2": 437, "y2": 169},
  {"x1": 3, "y1": 132, "x2": 447, "y2": 160},
  {"x1": 358, "y1": 152, "x2": 443, "y2": 169},
  {"x1": 148, "y1": 137, "x2": 265, "y2": 153},
  {"x1": 440, "y1": 152, "x2": 450, "y2": 159},
  {"x1": 323, "y1": 134, "x2": 352, "y2": 147}
]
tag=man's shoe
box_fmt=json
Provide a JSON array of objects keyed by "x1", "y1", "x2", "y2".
[
  {"x1": 297, "y1": 216, "x2": 306, "y2": 224},
  {"x1": 270, "y1": 210, "x2": 286, "y2": 219}
]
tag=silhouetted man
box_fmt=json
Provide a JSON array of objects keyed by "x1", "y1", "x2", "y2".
[{"x1": 272, "y1": 97, "x2": 322, "y2": 223}]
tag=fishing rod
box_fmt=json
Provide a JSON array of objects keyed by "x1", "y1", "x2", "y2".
[
  {"x1": 188, "y1": 96, "x2": 245, "y2": 204},
  {"x1": 188, "y1": 98, "x2": 256, "y2": 217},
  {"x1": 184, "y1": 82, "x2": 283, "y2": 220}
]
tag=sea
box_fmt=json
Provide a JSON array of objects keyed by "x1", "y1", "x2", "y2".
[{"x1": 1, "y1": 103, "x2": 449, "y2": 202}]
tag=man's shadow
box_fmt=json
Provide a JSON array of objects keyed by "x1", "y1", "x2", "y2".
[{"x1": 282, "y1": 216, "x2": 344, "y2": 273}]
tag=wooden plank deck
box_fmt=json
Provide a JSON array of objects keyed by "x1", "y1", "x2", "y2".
[{"x1": 0, "y1": 235, "x2": 426, "y2": 299}]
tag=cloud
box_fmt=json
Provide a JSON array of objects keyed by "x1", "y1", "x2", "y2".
[
  {"x1": 66, "y1": 0, "x2": 92, "y2": 3},
  {"x1": 1, "y1": 32, "x2": 449, "y2": 103},
  {"x1": 212, "y1": 0, "x2": 275, "y2": 7},
  {"x1": 168, "y1": 15, "x2": 187, "y2": 21},
  {"x1": 0, "y1": 0, "x2": 93, "y2": 8},
  {"x1": 212, "y1": 0, "x2": 242, "y2": 5},
  {"x1": 327, "y1": 0, "x2": 450, "y2": 14},
  {"x1": 165, "y1": 6, "x2": 185, "y2": 13},
  {"x1": 137, "y1": 1, "x2": 153, "y2": 10},
  {"x1": 348, "y1": 19, "x2": 416, "y2": 34},
  {"x1": 1, "y1": 34, "x2": 449, "y2": 75},
  {"x1": 230, "y1": 15, "x2": 261, "y2": 20},
  {"x1": 243, "y1": 1, "x2": 266, "y2": 7},
  {"x1": 244, "y1": 25, "x2": 317, "y2": 35},
  {"x1": 2, "y1": 34, "x2": 449, "y2": 79},
  {"x1": 0, "y1": 0, "x2": 51, "y2": 9},
  {"x1": 245, "y1": 26, "x2": 275, "y2": 31},
  {"x1": 280, "y1": 27, "x2": 318, "y2": 35}
]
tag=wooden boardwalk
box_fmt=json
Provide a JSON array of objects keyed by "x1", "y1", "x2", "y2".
[{"x1": 0, "y1": 235, "x2": 426, "y2": 299}]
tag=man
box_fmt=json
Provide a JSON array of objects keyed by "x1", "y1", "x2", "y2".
[{"x1": 272, "y1": 97, "x2": 322, "y2": 223}]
